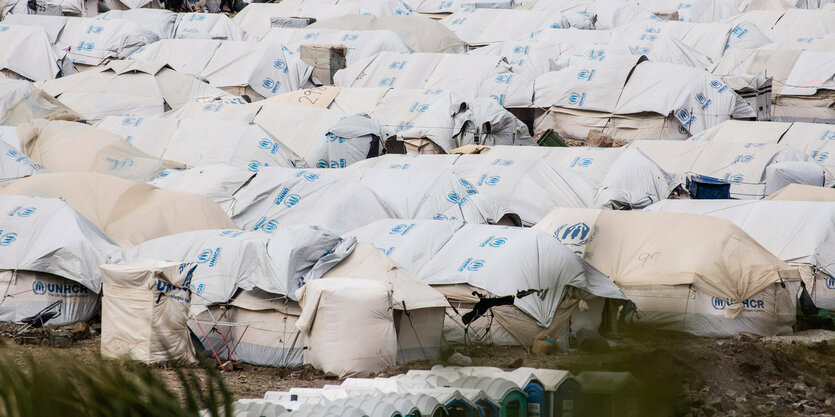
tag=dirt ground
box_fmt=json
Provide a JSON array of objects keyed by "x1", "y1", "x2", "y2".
[{"x1": 1, "y1": 327, "x2": 833, "y2": 417}]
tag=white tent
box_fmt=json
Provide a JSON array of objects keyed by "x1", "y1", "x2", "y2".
[
  {"x1": 630, "y1": 139, "x2": 829, "y2": 198},
  {"x1": 296, "y1": 278, "x2": 397, "y2": 377},
  {"x1": 95, "y1": 116, "x2": 304, "y2": 170},
  {"x1": 196, "y1": 42, "x2": 313, "y2": 100},
  {"x1": 0, "y1": 195, "x2": 119, "y2": 325},
  {"x1": 173, "y1": 12, "x2": 245, "y2": 40},
  {"x1": 233, "y1": 0, "x2": 416, "y2": 39},
  {"x1": 40, "y1": 60, "x2": 229, "y2": 120},
  {"x1": 645, "y1": 199, "x2": 835, "y2": 311},
  {"x1": 0, "y1": 172, "x2": 239, "y2": 247},
  {"x1": 96, "y1": 10, "x2": 176, "y2": 40},
  {"x1": 100, "y1": 260, "x2": 197, "y2": 363},
  {"x1": 307, "y1": 14, "x2": 467, "y2": 53},
  {"x1": 117, "y1": 226, "x2": 351, "y2": 304},
  {"x1": 345, "y1": 219, "x2": 627, "y2": 346},
  {"x1": 691, "y1": 120, "x2": 835, "y2": 174},
  {"x1": 0, "y1": 79, "x2": 35, "y2": 119},
  {"x1": 229, "y1": 167, "x2": 399, "y2": 234},
  {"x1": 17, "y1": 120, "x2": 185, "y2": 182},
  {"x1": 52, "y1": 16, "x2": 160, "y2": 65},
  {"x1": 334, "y1": 52, "x2": 535, "y2": 108},
  {"x1": 341, "y1": 166, "x2": 520, "y2": 224},
  {"x1": 148, "y1": 165, "x2": 255, "y2": 211},
  {"x1": 322, "y1": 243, "x2": 449, "y2": 362},
  {"x1": 267, "y1": 86, "x2": 481, "y2": 154},
  {"x1": 0, "y1": 24, "x2": 60, "y2": 81},
  {"x1": 534, "y1": 207, "x2": 796, "y2": 337},
  {"x1": 439, "y1": 9, "x2": 594, "y2": 47},
  {"x1": 535, "y1": 59, "x2": 756, "y2": 140},
  {"x1": 129, "y1": 38, "x2": 221, "y2": 75},
  {"x1": 259, "y1": 28, "x2": 412, "y2": 65},
  {"x1": 0, "y1": 141, "x2": 45, "y2": 181}
]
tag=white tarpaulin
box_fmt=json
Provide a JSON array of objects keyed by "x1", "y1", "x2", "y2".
[
  {"x1": 17, "y1": 120, "x2": 185, "y2": 182},
  {"x1": 0, "y1": 195, "x2": 120, "y2": 292},
  {"x1": 173, "y1": 13, "x2": 245, "y2": 41},
  {"x1": 260, "y1": 28, "x2": 412, "y2": 65},
  {"x1": 54, "y1": 17, "x2": 160, "y2": 65},
  {"x1": 345, "y1": 219, "x2": 626, "y2": 325},
  {"x1": 0, "y1": 79, "x2": 34, "y2": 118},
  {"x1": 440, "y1": 8, "x2": 593, "y2": 46},
  {"x1": 40, "y1": 60, "x2": 229, "y2": 120},
  {"x1": 334, "y1": 52, "x2": 535, "y2": 107},
  {"x1": 96, "y1": 10, "x2": 177, "y2": 40},
  {"x1": 0, "y1": 24, "x2": 59, "y2": 81},
  {"x1": 130, "y1": 39, "x2": 221, "y2": 75},
  {"x1": 644, "y1": 200, "x2": 835, "y2": 278},
  {"x1": 628, "y1": 140, "x2": 808, "y2": 198},
  {"x1": 198, "y1": 42, "x2": 313, "y2": 99},
  {"x1": 0, "y1": 141, "x2": 45, "y2": 181},
  {"x1": 148, "y1": 165, "x2": 255, "y2": 211},
  {"x1": 117, "y1": 226, "x2": 351, "y2": 303},
  {"x1": 0, "y1": 172, "x2": 239, "y2": 247},
  {"x1": 96, "y1": 116, "x2": 304, "y2": 171},
  {"x1": 101, "y1": 260, "x2": 197, "y2": 363},
  {"x1": 229, "y1": 168, "x2": 399, "y2": 234},
  {"x1": 342, "y1": 167, "x2": 518, "y2": 223},
  {"x1": 307, "y1": 14, "x2": 468, "y2": 53}
]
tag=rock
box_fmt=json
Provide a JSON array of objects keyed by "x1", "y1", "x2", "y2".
[
  {"x1": 811, "y1": 390, "x2": 826, "y2": 402},
  {"x1": 446, "y1": 352, "x2": 472, "y2": 366},
  {"x1": 793, "y1": 382, "x2": 807, "y2": 393},
  {"x1": 506, "y1": 358, "x2": 524, "y2": 368},
  {"x1": 586, "y1": 130, "x2": 613, "y2": 148},
  {"x1": 719, "y1": 397, "x2": 736, "y2": 412}
]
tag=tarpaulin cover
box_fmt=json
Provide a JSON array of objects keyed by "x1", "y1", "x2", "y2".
[
  {"x1": 534, "y1": 207, "x2": 790, "y2": 316},
  {"x1": 0, "y1": 195, "x2": 120, "y2": 292},
  {"x1": 0, "y1": 172, "x2": 238, "y2": 247}
]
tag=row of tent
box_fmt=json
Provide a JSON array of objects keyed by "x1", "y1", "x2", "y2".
[{"x1": 214, "y1": 367, "x2": 636, "y2": 417}]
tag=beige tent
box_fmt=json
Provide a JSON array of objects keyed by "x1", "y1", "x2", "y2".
[
  {"x1": 534, "y1": 207, "x2": 796, "y2": 337},
  {"x1": 17, "y1": 120, "x2": 184, "y2": 182},
  {"x1": 100, "y1": 260, "x2": 196, "y2": 363},
  {"x1": 0, "y1": 172, "x2": 238, "y2": 247},
  {"x1": 295, "y1": 278, "x2": 397, "y2": 378},
  {"x1": 323, "y1": 243, "x2": 449, "y2": 362},
  {"x1": 764, "y1": 184, "x2": 835, "y2": 201}
]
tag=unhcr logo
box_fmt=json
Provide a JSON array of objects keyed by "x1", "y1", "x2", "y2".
[
  {"x1": 554, "y1": 222, "x2": 591, "y2": 248},
  {"x1": 458, "y1": 258, "x2": 485, "y2": 272},
  {"x1": 568, "y1": 92, "x2": 586, "y2": 107},
  {"x1": 819, "y1": 130, "x2": 835, "y2": 141},
  {"x1": 577, "y1": 69, "x2": 596, "y2": 81},
  {"x1": 273, "y1": 188, "x2": 301, "y2": 207},
  {"x1": 389, "y1": 223, "x2": 415, "y2": 235},
  {"x1": 273, "y1": 59, "x2": 289, "y2": 74},
  {"x1": 812, "y1": 151, "x2": 829, "y2": 163},
  {"x1": 294, "y1": 170, "x2": 320, "y2": 181},
  {"x1": 732, "y1": 154, "x2": 754, "y2": 164},
  {"x1": 569, "y1": 157, "x2": 593, "y2": 168},
  {"x1": 825, "y1": 277, "x2": 835, "y2": 290},
  {"x1": 258, "y1": 138, "x2": 281, "y2": 154},
  {"x1": 478, "y1": 236, "x2": 507, "y2": 248},
  {"x1": 709, "y1": 80, "x2": 728, "y2": 93},
  {"x1": 262, "y1": 78, "x2": 281, "y2": 94},
  {"x1": 477, "y1": 174, "x2": 501, "y2": 186},
  {"x1": 446, "y1": 192, "x2": 468, "y2": 206},
  {"x1": 196, "y1": 248, "x2": 221, "y2": 267},
  {"x1": 711, "y1": 297, "x2": 765, "y2": 311},
  {"x1": 253, "y1": 217, "x2": 278, "y2": 233},
  {"x1": 248, "y1": 160, "x2": 270, "y2": 172},
  {"x1": 7, "y1": 206, "x2": 36, "y2": 217},
  {"x1": 0, "y1": 231, "x2": 17, "y2": 246},
  {"x1": 32, "y1": 281, "x2": 89, "y2": 296}
]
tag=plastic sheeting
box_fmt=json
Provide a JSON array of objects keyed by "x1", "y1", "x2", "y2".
[
  {"x1": 0, "y1": 24, "x2": 59, "y2": 81},
  {"x1": 96, "y1": 10, "x2": 177, "y2": 40},
  {"x1": 96, "y1": 116, "x2": 304, "y2": 171},
  {"x1": 628, "y1": 140, "x2": 807, "y2": 199},
  {"x1": 308, "y1": 14, "x2": 468, "y2": 53},
  {"x1": 0, "y1": 271, "x2": 100, "y2": 326},
  {"x1": 0, "y1": 195, "x2": 120, "y2": 292},
  {"x1": 440, "y1": 8, "x2": 593, "y2": 46},
  {"x1": 644, "y1": 199, "x2": 835, "y2": 278},
  {"x1": 0, "y1": 141, "x2": 45, "y2": 181},
  {"x1": 40, "y1": 60, "x2": 228, "y2": 120},
  {"x1": 534, "y1": 207, "x2": 791, "y2": 317},
  {"x1": 0, "y1": 172, "x2": 238, "y2": 247},
  {"x1": 334, "y1": 52, "x2": 534, "y2": 108},
  {"x1": 229, "y1": 168, "x2": 399, "y2": 234},
  {"x1": 345, "y1": 219, "x2": 626, "y2": 327},
  {"x1": 101, "y1": 260, "x2": 197, "y2": 363},
  {"x1": 764, "y1": 161, "x2": 827, "y2": 193},
  {"x1": 148, "y1": 165, "x2": 254, "y2": 211},
  {"x1": 17, "y1": 120, "x2": 185, "y2": 182},
  {"x1": 260, "y1": 28, "x2": 411, "y2": 65},
  {"x1": 117, "y1": 226, "x2": 351, "y2": 303},
  {"x1": 173, "y1": 13, "x2": 245, "y2": 40}
]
